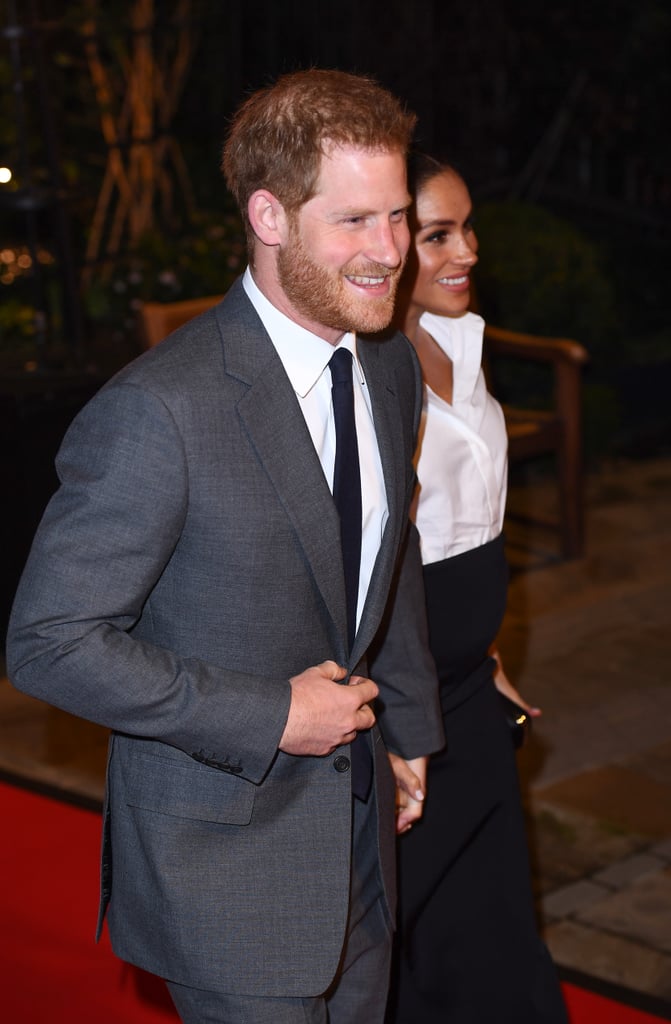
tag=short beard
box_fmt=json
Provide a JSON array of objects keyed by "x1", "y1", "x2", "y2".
[{"x1": 277, "y1": 228, "x2": 401, "y2": 336}]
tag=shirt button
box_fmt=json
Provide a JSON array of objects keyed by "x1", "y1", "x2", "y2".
[{"x1": 333, "y1": 755, "x2": 350, "y2": 773}]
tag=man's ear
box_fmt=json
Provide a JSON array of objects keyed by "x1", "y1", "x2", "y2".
[{"x1": 248, "y1": 189, "x2": 289, "y2": 246}]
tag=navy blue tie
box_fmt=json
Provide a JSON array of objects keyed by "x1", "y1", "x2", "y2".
[{"x1": 329, "y1": 348, "x2": 373, "y2": 801}]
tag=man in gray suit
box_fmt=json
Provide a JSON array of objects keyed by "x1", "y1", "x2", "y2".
[{"x1": 6, "y1": 69, "x2": 443, "y2": 1023}]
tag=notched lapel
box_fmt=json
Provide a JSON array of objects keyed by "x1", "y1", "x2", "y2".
[
  {"x1": 227, "y1": 317, "x2": 348, "y2": 645},
  {"x1": 214, "y1": 289, "x2": 414, "y2": 665},
  {"x1": 352, "y1": 340, "x2": 412, "y2": 661}
]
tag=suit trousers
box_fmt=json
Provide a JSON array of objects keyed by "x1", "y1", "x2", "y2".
[{"x1": 166, "y1": 789, "x2": 393, "y2": 1024}]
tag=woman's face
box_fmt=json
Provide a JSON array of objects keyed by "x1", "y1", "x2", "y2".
[{"x1": 409, "y1": 169, "x2": 478, "y2": 318}]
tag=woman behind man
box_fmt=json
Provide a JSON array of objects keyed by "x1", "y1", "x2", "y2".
[{"x1": 384, "y1": 154, "x2": 568, "y2": 1022}]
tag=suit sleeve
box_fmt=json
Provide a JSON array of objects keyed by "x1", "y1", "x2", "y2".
[
  {"x1": 5, "y1": 381, "x2": 290, "y2": 785},
  {"x1": 369, "y1": 519, "x2": 444, "y2": 759},
  {"x1": 369, "y1": 336, "x2": 444, "y2": 760}
]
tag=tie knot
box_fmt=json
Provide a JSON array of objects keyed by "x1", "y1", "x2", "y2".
[{"x1": 329, "y1": 347, "x2": 354, "y2": 386}]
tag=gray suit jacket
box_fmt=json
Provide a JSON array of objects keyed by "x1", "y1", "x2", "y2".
[{"x1": 6, "y1": 279, "x2": 443, "y2": 997}]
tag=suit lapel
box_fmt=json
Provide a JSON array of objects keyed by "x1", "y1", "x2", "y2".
[
  {"x1": 215, "y1": 285, "x2": 413, "y2": 663},
  {"x1": 352, "y1": 340, "x2": 409, "y2": 663},
  {"x1": 216, "y1": 287, "x2": 348, "y2": 643}
]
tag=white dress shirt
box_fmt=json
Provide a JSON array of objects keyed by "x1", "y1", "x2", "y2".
[
  {"x1": 413, "y1": 310, "x2": 508, "y2": 565},
  {"x1": 243, "y1": 268, "x2": 388, "y2": 629}
]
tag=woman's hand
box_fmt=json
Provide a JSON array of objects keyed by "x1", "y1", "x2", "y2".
[{"x1": 490, "y1": 647, "x2": 541, "y2": 718}]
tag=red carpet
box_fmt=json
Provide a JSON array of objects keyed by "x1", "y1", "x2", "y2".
[
  {"x1": 0, "y1": 779, "x2": 178, "y2": 1021},
  {"x1": 562, "y1": 982, "x2": 670, "y2": 1024},
  {"x1": 1, "y1": 779, "x2": 669, "y2": 1023}
]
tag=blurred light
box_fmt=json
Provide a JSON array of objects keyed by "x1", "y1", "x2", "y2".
[{"x1": 0, "y1": 167, "x2": 12, "y2": 184}]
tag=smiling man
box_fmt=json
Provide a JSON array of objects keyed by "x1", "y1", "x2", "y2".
[
  {"x1": 7, "y1": 69, "x2": 444, "y2": 1024},
  {"x1": 267, "y1": 144, "x2": 410, "y2": 338}
]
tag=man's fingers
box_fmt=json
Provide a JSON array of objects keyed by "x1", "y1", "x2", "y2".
[
  {"x1": 348, "y1": 677, "x2": 379, "y2": 704},
  {"x1": 355, "y1": 702, "x2": 376, "y2": 730},
  {"x1": 320, "y1": 660, "x2": 348, "y2": 681},
  {"x1": 282, "y1": 663, "x2": 379, "y2": 756}
]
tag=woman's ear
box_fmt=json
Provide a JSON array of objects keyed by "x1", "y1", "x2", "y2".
[{"x1": 247, "y1": 190, "x2": 289, "y2": 246}]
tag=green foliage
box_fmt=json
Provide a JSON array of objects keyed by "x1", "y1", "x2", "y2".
[
  {"x1": 0, "y1": 297, "x2": 39, "y2": 362},
  {"x1": 82, "y1": 209, "x2": 246, "y2": 341},
  {"x1": 473, "y1": 200, "x2": 629, "y2": 460},
  {"x1": 0, "y1": 266, "x2": 68, "y2": 369},
  {"x1": 473, "y1": 200, "x2": 620, "y2": 358},
  {"x1": 582, "y1": 381, "x2": 623, "y2": 463},
  {"x1": 632, "y1": 327, "x2": 671, "y2": 365}
]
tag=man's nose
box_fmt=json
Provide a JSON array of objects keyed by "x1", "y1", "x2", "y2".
[{"x1": 365, "y1": 219, "x2": 409, "y2": 268}]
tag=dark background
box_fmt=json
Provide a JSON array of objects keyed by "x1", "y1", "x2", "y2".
[
  {"x1": 3, "y1": 0, "x2": 669, "y2": 356},
  {"x1": 1, "y1": 0, "x2": 670, "y2": 628}
]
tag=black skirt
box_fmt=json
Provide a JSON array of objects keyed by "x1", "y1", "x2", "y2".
[{"x1": 387, "y1": 535, "x2": 567, "y2": 1024}]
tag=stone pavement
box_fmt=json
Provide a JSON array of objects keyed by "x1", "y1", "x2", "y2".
[
  {"x1": 502, "y1": 455, "x2": 671, "y2": 1006},
  {"x1": 0, "y1": 454, "x2": 670, "y2": 1008}
]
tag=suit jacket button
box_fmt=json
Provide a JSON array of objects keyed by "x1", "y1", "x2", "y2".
[{"x1": 333, "y1": 755, "x2": 350, "y2": 773}]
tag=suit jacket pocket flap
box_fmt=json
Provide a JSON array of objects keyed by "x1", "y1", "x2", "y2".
[{"x1": 126, "y1": 754, "x2": 255, "y2": 825}]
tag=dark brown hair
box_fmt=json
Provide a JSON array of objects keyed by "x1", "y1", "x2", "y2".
[
  {"x1": 222, "y1": 68, "x2": 416, "y2": 247},
  {"x1": 407, "y1": 151, "x2": 463, "y2": 197}
]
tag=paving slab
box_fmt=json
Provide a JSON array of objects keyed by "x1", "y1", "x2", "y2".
[
  {"x1": 540, "y1": 879, "x2": 612, "y2": 920},
  {"x1": 526, "y1": 800, "x2": 649, "y2": 894},
  {"x1": 576, "y1": 869, "x2": 671, "y2": 957},
  {"x1": 651, "y1": 838, "x2": 671, "y2": 861},
  {"x1": 534, "y1": 764, "x2": 671, "y2": 839},
  {"x1": 544, "y1": 919, "x2": 671, "y2": 1000},
  {"x1": 593, "y1": 853, "x2": 668, "y2": 889}
]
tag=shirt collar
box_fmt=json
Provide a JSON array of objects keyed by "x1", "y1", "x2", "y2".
[
  {"x1": 420, "y1": 310, "x2": 485, "y2": 405},
  {"x1": 243, "y1": 267, "x2": 362, "y2": 397}
]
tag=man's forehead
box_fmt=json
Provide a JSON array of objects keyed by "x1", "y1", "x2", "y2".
[
  {"x1": 314, "y1": 143, "x2": 406, "y2": 189},
  {"x1": 319, "y1": 139, "x2": 402, "y2": 163}
]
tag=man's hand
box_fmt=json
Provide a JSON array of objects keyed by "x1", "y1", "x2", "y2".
[
  {"x1": 389, "y1": 754, "x2": 428, "y2": 834},
  {"x1": 279, "y1": 661, "x2": 378, "y2": 756}
]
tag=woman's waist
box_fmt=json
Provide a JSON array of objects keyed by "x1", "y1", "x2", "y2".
[
  {"x1": 423, "y1": 533, "x2": 509, "y2": 684},
  {"x1": 419, "y1": 523, "x2": 502, "y2": 565},
  {"x1": 438, "y1": 655, "x2": 497, "y2": 714}
]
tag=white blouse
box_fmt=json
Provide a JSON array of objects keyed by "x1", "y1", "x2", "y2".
[{"x1": 413, "y1": 311, "x2": 508, "y2": 565}]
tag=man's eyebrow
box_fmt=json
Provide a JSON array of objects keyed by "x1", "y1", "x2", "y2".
[{"x1": 332, "y1": 199, "x2": 412, "y2": 218}]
